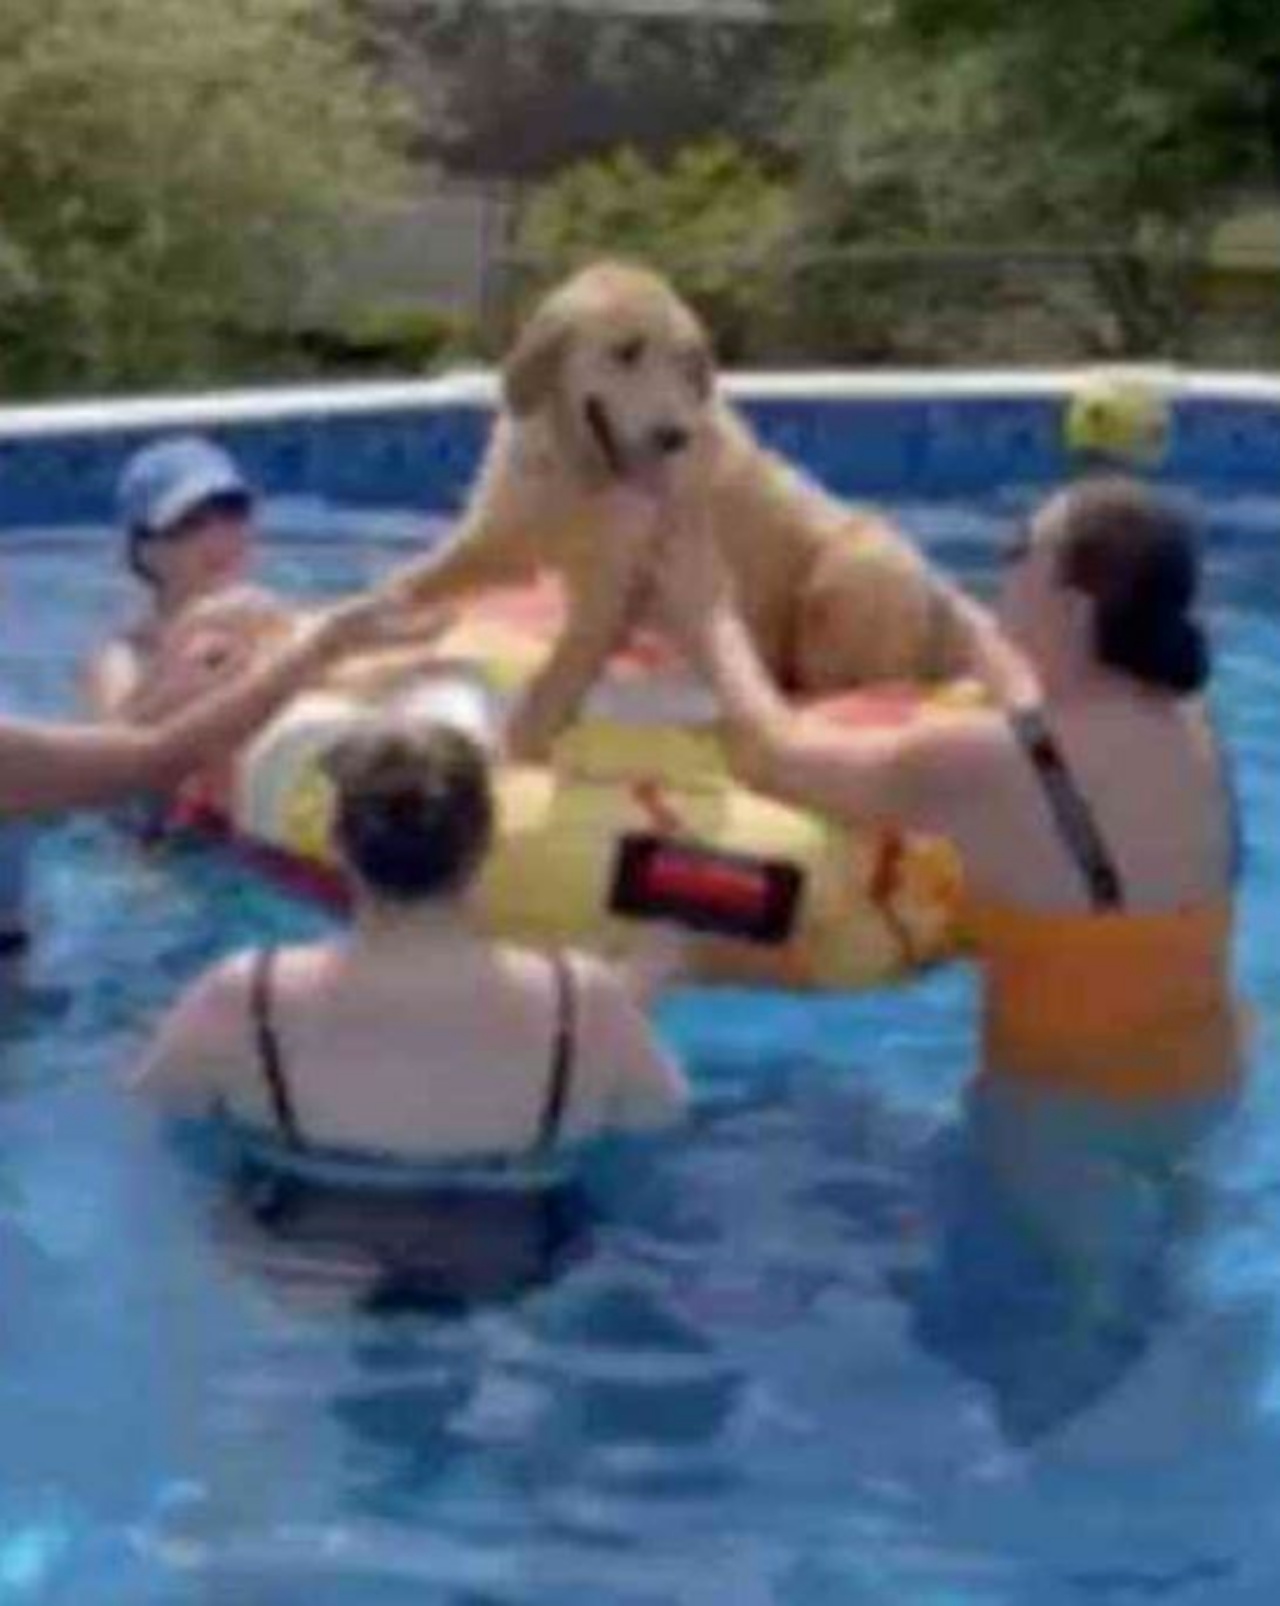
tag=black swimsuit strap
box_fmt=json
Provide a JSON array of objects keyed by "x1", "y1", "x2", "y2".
[
  {"x1": 249, "y1": 947, "x2": 304, "y2": 1150},
  {"x1": 1009, "y1": 707, "x2": 1125, "y2": 910},
  {"x1": 536, "y1": 953, "x2": 577, "y2": 1152}
]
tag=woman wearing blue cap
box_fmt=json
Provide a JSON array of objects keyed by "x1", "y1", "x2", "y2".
[{"x1": 84, "y1": 435, "x2": 296, "y2": 721}]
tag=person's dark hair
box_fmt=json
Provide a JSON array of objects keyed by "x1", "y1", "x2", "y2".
[
  {"x1": 1053, "y1": 477, "x2": 1209, "y2": 696},
  {"x1": 126, "y1": 490, "x2": 253, "y2": 590},
  {"x1": 324, "y1": 723, "x2": 495, "y2": 902},
  {"x1": 127, "y1": 529, "x2": 161, "y2": 589}
]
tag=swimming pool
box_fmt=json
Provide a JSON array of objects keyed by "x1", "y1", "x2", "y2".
[{"x1": 0, "y1": 474, "x2": 1277, "y2": 1606}]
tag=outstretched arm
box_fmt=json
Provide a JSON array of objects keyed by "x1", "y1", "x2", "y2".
[
  {"x1": 0, "y1": 594, "x2": 408, "y2": 817},
  {"x1": 128, "y1": 955, "x2": 249, "y2": 1112},
  {"x1": 80, "y1": 639, "x2": 144, "y2": 722},
  {"x1": 684, "y1": 599, "x2": 955, "y2": 830},
  {"x1": 931, "y1": 577, "x2": 1039, "y2": 707},
  {"x1": 655, "y1": 500, "x2": 974, "y2": 835}
]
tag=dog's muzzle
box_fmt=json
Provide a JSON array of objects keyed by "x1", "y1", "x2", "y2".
[
  {"x1": 650, "y1": 425, "x2": 690, "y2": 458},
  {"x1": 585, "y1": 400, "x2": 694, "y2": 483},
  {"x1": 585, "y1": 397, "x2": 626, "y2": 479}
]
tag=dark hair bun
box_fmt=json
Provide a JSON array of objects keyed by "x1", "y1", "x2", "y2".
[
  {"x1": 324, "y1": 723, "x2": 494, "y2": 901},
  {"x1": 1056, "y1": 477, "x2": 1211, "y2": 697},
  {"x1": 1096, "y1": 598, "x2": 1208, "y2": 695}
]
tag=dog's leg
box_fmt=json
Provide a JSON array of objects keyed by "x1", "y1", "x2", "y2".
[
  {"x1": 506, "y1": 566, "x2": 645, "y2": 763},
  {"x1": 387, "y1": 431, "x2": 550, "y2": 613},
  {"x1": 790, "y1": 536, "x2": 946, "y2": 691},
  {"x1": 389, "y1": 518, "x2": 537, "y2": 612}
]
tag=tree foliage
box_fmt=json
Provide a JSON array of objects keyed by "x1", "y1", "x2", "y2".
[
  {"x1": 358, "y1": 0, "x2": 786, "y2": 180},
  {"x1": 781, "y1": 0, "x2": 1280, "y2": 354},
  {"x1": 514, "y1": 139, "x2": 795, "y2": 361},
  {"x1": 0, "y1": 0, "x2": 410, "y2": 393}
]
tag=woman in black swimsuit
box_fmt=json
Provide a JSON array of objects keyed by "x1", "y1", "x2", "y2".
[
  {"x1": 133, "y1": 722, "x2": 688, "y2": 1163},
  {"x1": 133, "y1": 721, "x2": 688, "y2": 1308}
]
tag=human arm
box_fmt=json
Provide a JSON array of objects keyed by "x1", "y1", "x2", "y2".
[
  {"x1": 576, "y1": 956, "x2": 691, "y2": 1134},
  {"x1": 930, "y1": 576, "x2": 1039, "y2": 707},
  {"x1": 102, "y1": 588, "x2": 302, "y2": 726},
  {"x1": 80, "y1": 639, "x2": 144, "y2": 721},
  {"x1": 615, "y1": 928, "x2": 693, "y2": 1008},
  {"x1": 698, "y1": 602, "x2": 965, "y2": 830},
  {"x1": 0, "y1": 592, "x2": 408, "y2": 817},
  {"x1": 127, "y1": 955, "x2": 251, "y2": 1114},
  {"x1": 652, "y1": 500, "x2": 974, "y2": 834}
]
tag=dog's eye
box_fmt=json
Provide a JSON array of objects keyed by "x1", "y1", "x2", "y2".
[
  {"x1": 681, "y1": 343, "x2": 714, "y2": 399},
  {"x1": 613, "y1": 338, "x2": 645, "y2": 368}
]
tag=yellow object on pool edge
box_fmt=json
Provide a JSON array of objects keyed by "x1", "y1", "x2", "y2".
[
  {"x1": 1065, "y1": 370, "x2": 1173, "y2": 468},
  {"x1": 231, "y1": 608, "x2": 971, "y2": 994}
]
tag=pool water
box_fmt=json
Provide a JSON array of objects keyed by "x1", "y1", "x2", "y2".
[{"x1": 1, "y1": 492, "x2": 1279, "y2": 1606}]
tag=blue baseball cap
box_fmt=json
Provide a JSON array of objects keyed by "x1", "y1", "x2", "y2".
[{"x1": 116, "y1": 436, "x2": 253, "y2": 537}]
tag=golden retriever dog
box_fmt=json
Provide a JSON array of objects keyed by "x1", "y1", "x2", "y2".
[{"x1": 388, "y1": 261, "x2": 965, "y2": 758}]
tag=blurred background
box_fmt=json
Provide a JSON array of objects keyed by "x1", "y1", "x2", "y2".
[{"x1": 3, "y1": 0, "x2": 1280, "y2": 395}]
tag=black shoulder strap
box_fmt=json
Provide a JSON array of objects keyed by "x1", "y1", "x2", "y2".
[
  {"x1": 248, "y1": 948, "x2": 304, "y2": 1150},
  {"x1": 537, "y1": 953, "x2": 577, "y2": 1151},
  {"x1": 1009, "y1": 707, "x2": 1124, "y2": 910}
]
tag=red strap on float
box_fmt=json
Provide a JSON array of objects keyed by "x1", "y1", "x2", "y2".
[
  {"x1": 643, "y1": 852, "x2": 771, "y2": 920},
  {"x1": 165, "y1": 773, "x2": 228, "y2": 835},
  {"x1": 610, "y1": 834, "x2": 802, "y2": 945}
]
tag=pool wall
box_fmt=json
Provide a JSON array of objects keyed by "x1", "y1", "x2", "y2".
[{"x1": 2, "y1": 368, "x2": 1280, "y2": 530}]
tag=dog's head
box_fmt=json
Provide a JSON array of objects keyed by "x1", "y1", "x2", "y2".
[{"x1": 502, "y1": 262, "x2": 716, "y2": 486}]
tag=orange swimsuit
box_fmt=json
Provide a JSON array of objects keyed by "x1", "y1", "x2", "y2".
[{"x1": 967, "y1": 708, "x2": 1242, "y2": 1104}]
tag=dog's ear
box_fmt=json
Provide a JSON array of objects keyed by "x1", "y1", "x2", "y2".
[
  {"x1": 502, "y1": 303, "x2": 571, "y2": 417},
  {"x1": 684, "y1": 336, "x2": 715, "y2": 403}
]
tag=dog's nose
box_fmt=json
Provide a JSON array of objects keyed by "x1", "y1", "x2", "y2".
[{"x1": 652, "y1": 425, "x2": 690, "y2": 457}]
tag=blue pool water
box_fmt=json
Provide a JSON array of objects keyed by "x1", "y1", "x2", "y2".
[{"x1": 1, "y1": 491, "x2": 1279, "y2": 1605}]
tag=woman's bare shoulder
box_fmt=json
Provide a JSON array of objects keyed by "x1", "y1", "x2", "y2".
[
  {"x1": 896, "y1": 704, "x2": 1019, "y2": 794},
  {"x1": 489, "y1": 944, "x2": 632, "y2": 1009},
  {"x1": 80, "y1": 631, "x2": 148, "y2": 720},
  {"x1": 263, "y1": 941, "x2": 347, "y2": 995}
]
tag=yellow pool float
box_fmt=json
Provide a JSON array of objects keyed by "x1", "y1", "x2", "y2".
[{"x1": 209, "y1": 585, "x2": 972, "y2": 994}]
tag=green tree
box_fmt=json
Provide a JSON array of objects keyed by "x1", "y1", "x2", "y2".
[
  {"x1": 0, "y1": 0, "x2": 409, "y2": 393},
  {"x1": 514, "y1": 139, "x2": 795, "y2": 361},
  {"x1": 783, "y1": 0, "x2": 1280, "y2": 356}
]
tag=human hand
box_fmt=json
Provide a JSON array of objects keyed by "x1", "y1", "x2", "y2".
[
  {"x1": 163, "y1": 586, "x2": 295, "y2": 664},
  {"x1": 148, "y1": 594, "x2": 284, "y2": 705}
]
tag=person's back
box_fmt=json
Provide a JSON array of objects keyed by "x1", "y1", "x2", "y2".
[
  {"x1": 180, "y1": 934, "x2": 681, "y2": 1161},
  {"x1": 953, "y1": 693, "x2": 1230, "y2": 915},
  {"x1": 921, "y1": 486, "x2": 1241, "y2": 1107},
  {"x1": 133, "y1": 722, "x2": 687, "y2": 1161},
  {"x1": 953, "y1": 697, "x2": 1238, "y2": 1105}
]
